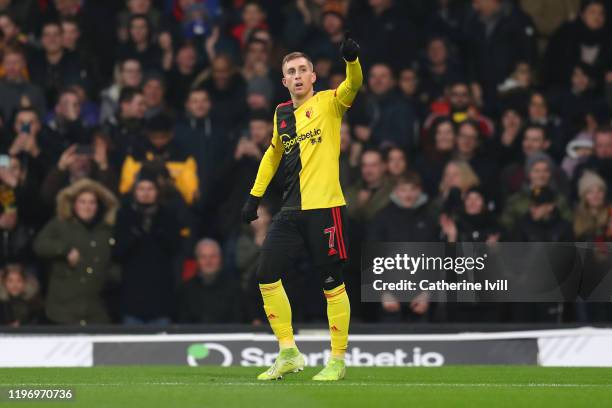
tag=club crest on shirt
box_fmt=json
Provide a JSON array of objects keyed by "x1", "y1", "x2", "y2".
[{"x1": 306, "y1": 107, "x2": 313, "y2": 118}]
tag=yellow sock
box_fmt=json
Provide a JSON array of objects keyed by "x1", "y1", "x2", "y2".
[
  {"x1": 259, "y1": 279, "x2": 296, "y2": 350},
  {"x1": 324, "y1": 283, "x2": 350, "y2": 359}
]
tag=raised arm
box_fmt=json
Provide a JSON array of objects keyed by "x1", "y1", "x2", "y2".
[{"x1": 333, "y1": 32, "x2": 363, "y2": 113}]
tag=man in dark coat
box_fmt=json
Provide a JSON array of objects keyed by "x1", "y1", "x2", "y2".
[
  {"x1": 113, "y1": 173, "x2": 181, "y2": 325},
  {"x1": 177, "y1": 239, "x2": 240, "y2": 323}
]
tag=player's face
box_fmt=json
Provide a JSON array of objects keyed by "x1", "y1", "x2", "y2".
[{"x1": 282, "y1": 57, "x2": 316, "y2": 98}]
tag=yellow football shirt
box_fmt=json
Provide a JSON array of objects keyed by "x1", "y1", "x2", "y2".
[{"x1": 250, "y1": 58, "x2": 363, "y2": 210}]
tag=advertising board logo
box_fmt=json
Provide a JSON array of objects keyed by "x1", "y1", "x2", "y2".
[{"x1": 187, "y1": 343, "x2": 233, "y2": 367}]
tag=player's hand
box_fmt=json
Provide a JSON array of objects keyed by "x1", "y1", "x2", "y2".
[
  {"x1": 241, "y1": 194, "x2": 261, "y2": 224},
  {"x1": 340, "y1": 31, "x2": 359, "y2": 62}
]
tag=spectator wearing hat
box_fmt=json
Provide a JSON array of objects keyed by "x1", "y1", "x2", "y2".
[
  {"x1": 573, "y1": 126, "x2": 612, "y2": 201},
  {"x1": 119, "y1": 113, "x2": 199, "y2": 206},
  {"x1": 499, "y1": 125, "x2": 569, "y2": 198},
  {"x1": 0, "y1": 263, "x2": 43, "y2": 326},
  {"x1": 33, "y1": 179, "x2": 120, "y2": 325},
  {"x1": 562, "y1": 132, "x2": 595, "y2": 179},
  {"x1": 113, "y1": 172, "x2": 181, "y2": 325},
  {"x1": 574, "y1": 171, "x2": 612, "y2": 241},
  {"x1": 512, "y1": 185, "x2": 574, "y2": 241},
  {"x1": 177, "y1": 238, "x2": 240, "y2": 323},
  {"x1": 501, "y1": 152, "x2": 573, "y2": 231}
]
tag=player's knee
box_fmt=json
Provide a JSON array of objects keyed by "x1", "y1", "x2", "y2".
[
  {"x1": 319, "y1": 264, "x2": 344, "y2": 291},
  {"x1": 256, "y1": 253, "x2": 282, "y2": 284}
]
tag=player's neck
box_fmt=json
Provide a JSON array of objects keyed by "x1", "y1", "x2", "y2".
[{"x1": 291, "y1": 89, "x2": 315, "y2": 109}]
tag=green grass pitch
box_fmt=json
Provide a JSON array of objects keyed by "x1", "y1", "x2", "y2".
[{"x1": 1, "y1": 366, "x2": 611, "y2": 407}]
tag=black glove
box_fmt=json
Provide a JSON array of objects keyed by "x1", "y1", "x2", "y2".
[
  {"x1": 241, "y1": 194, "x2": 261, "y2": 224},
  {"x1": 340, "y1": 31, "x2": 359, "y2": 62}
]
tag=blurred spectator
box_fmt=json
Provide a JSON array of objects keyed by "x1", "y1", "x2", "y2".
[
  {"x1": 542, "y1": 0, "x2": 610, "y2": 88},
  {"x1": 0, "y1": 48, "x2": 46, "y2": 120},
  {"x1": 513, "y1": 185, "x2": 574, "y2": 241},
  {"x1": 231, "y1": 1, "x2": 268, "y2": 48},
  {"x1": 103, "y1": 86, "x2": 146, "y2": 166},
  {"x1": 29, "y1": 20, "x2": 87, "y2": 107},
  {"x1": 369, "y1": 172, "x2": 438, "y2": 242},
  {"x1": 384, "y1": 146, "x2": 409, "y2": 184},
  {"x1": 562, "y1": 133, "x2": 595, "y2": 179},
  {"x1": 414, "y1": 117, "x2": 456, "y2": 196},
  {"x1": 177, "y1": 238, "x2": 240, "y2": 323},
  {"x1": 113, "y1": 174, "x2": 180, "y2": 325},
  {"x1": 573, "y1": 126, "x2": 612, "y2": 200},
  {"x1": 440, "y1": 186, "x2": 501, "y2": 242},
  {"x1": 235, "y1": 204, "x2": 271, "y2": 324},
  {"x1": 117, "y1": 0, "x2": 161, "y2": 44},
  {"x1": 116, "y1": 14, "x2": 164, "y2": 72},
  {"x1": 425, "y1": 81, "x2": 494, "y2": 138},
  {"x1": 368, "y1": 172, "x2": 437, "y2": 322},
  {"x1": 501, "y1": 152, "x2": 573, "y2": 230},
  {"x1": 33, "y1": 179, "x2": 120, "y2": 325},
  {"x1": 119, "y1": 113, "x2": 199, "y2": 206},
  {"x1": 339, "y1": 121, "x2": 360, "y2": 188},
  {"x1": 574, "y1": 171, "x2": 611, "y2": 241},
  {"x1": 462, "y1": 0, "x2": 537, "y2": 111},
  {"x1": 195, "y1": 54, "x2": 248, "y2": 130},
  {"x1": 174, "y1": 88, "x2": 226, "y2": 203},
  {"x1": 345, "y1": 149, "x2": 392, "y2": 223},
  {"x1": 142, "y1": 72, "x2": 174, "y2": 119},
  {"x1": 40, "y1": 133, "x2": 117, "y2": 209},
  {"x1": 100, "y1": 59, "x2": 143, "y2": 123},
  {"x1": 526, "y1": 91, "x2": 565, "y2": 160},
  {"x1": 0, "y1": 263, "x2": 42, "y2": 326},
  {"x1": 349, "y1": 0, "x2": 418, "y2": 70},
  {"x1": 350, "y1": 63, "x2": 417, "y2": 153},
  {"x1": 166, "y1": 43, "x2": 200, "y2": 109},
  {"x1": 435, "y1": 159, "x2": 480, "y2": 215},
  {"x1": 419, "y1": 36, "x2": 465, "y2": 104},
  {"x1": 40, "y1": 88, "x2": 91, "y2": 164},
  {"x1": 454, "y1": 120, "x2": 498, "y2": 197}
]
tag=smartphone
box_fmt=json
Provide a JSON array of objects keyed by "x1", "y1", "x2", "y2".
[
  {"x1": 0, "y1": 154, "x2": 10, "y2": 168},
  {"x1": 20, "y1": 122, "x2": 31, "y2": 134},
  {"x1": 75, "y1": 144, "x2": 93, "y2": 156}
]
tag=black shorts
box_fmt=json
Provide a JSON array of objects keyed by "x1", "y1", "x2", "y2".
[{"x1": 258, "y1": 206, "x2": 349, "y2": 282}]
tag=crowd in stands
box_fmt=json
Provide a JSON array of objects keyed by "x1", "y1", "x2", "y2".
[{"x1": 1, "y1": 0, "x2": 612, "y2": 326}]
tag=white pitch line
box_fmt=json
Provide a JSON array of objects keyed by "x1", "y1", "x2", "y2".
[{"x1": 1, "y1": 383, "x2": 611, "y2": 388}]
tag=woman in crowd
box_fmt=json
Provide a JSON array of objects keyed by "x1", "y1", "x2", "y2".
[{"x1": 33, "y1": 179, "x2": 119, "y2": 325}]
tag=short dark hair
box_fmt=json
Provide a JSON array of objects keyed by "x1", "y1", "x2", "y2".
[
  {"x1": 523, "y1": 123, "x2": 549, "y2": 140},
  {"x1": 395, "y1": 171, "x2": 422, "y2": 188},
  {"x1": 282, "y1": 52, "x2": 313, "y2": 72}
]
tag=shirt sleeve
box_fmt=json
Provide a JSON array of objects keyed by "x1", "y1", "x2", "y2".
[
  {"x1": 331, "y1": 57, "x2": 363, "y2": 116},
  {"x1": 250, "y1": 111, "x2": 284, "y2": 197}
]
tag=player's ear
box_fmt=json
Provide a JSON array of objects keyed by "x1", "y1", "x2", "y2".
[
  {"x1": 310, "y1": 71, "x2": 317, "y2": 84},
  {"x1": 282, "y1": 76, "x2": 288, "y2": 89}
]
